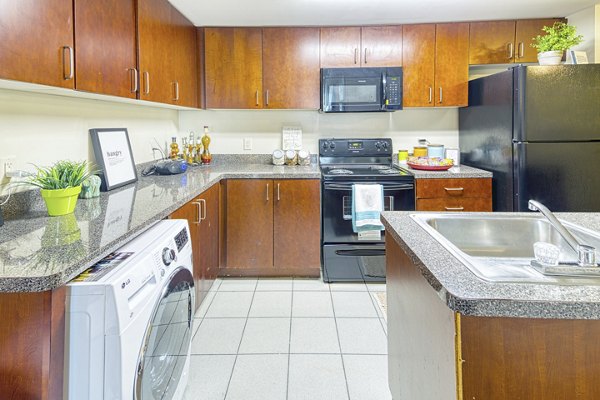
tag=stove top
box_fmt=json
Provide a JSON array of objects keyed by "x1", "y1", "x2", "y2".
[{"x1": 321, "y1": 164, "x2": 413, "y2": 180}]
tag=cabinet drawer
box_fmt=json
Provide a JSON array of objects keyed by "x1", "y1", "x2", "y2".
[
  {"x1": 416, "y1": 197, "x2": 492, "y2": 212},
  {"x1": 415, "y1": 178, "x2": 491, "y2": 199}
]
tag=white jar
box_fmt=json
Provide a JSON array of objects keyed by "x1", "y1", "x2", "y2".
[{"x1": 272, "y1": 149, "x2": 285, "y2": 165}]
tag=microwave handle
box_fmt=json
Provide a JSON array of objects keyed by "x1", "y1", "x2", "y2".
[{"x1": 382, "y1": 73, "x2": 387, "y2": 110}]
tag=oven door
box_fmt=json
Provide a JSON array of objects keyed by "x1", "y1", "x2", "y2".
[
  {"x1": 323, "y1": 244, "x2": 386, "y2": 282},
  {"x1": 322, "y1": 181, "x2": 415, "y2": 244}
]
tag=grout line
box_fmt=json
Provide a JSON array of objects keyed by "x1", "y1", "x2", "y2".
[
  {"x1": 366, "y1": 285, "x2": 388, "y2": 336},
  {"x1": 203, "y1": 315, "x2": 381, "y2": 319},
  {"x1": 328, "y1": 284, "x2": 352, "y2": 400},
  {"x1": 222, "y1": 282, "x2": 257, "y2": 400},
  {"x1": 286, "y1": 289, "x2": 293, "y2": 400}
]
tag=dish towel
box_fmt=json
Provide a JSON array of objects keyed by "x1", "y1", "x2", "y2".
[{"x1": 352, "y1": 184, "x2": 384, "y2": 233}]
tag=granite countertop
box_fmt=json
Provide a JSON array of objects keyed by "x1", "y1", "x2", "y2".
[
  {"x1": 399, "y1": 164, "x2": 493, "y2": 179},
  {"x1": 0, "y1": 160, "x2": 320, "y2": 293},
  {"x1": 381, "y1": 211, "x2": 600, "y2": 320}
]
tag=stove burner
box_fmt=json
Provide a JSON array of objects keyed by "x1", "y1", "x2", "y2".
[
  {"x1": 328, "y1": 168, "x2": 354, "y2": 175},
  {"x1": 370, "y1": 165, "x2": 390, "y2": 170},
  {"x1": 379, "y1": 168, "x2": 400, "y2": 175}
]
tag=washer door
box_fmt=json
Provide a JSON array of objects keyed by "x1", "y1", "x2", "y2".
[{"x1": 134, "y1": 266, "x2": 195, "y2": 399}]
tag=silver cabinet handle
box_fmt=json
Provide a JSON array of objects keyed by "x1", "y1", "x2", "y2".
[
  {"x1": 173, "y1": 81, "x2": 180, "y2": 101},
  {"x1": 193, "y1": 201, "x2": 202, "y2": 224},
  {"x1": 445, "y1": 207, "x2": 464, "y2": 211},
  {"x1": 277, "y1": 183, "x2": 280, "y2": 201},
  {"x1": 444, "y1": 187, "x2": 464, "y2": 192},
  {"x1": 354, "y1": 48, "x2": 358, "y2": 64},
  {"x1": 129, "y1": 68, "x2": 138, "y2": 93},
  {"x1": 507, "y1": 42, "x2": 514, "y2": 59},
  {"x1": 265, "y1": 90, "x2": 269, "y2": 106},
  {"x1": 255, "y1": 90, "x2": 259, "y2": 106},
  {"x1": 518, "y1": 42, "x2": 524, "y2": 58},
  {"x1": 428, "y1": 87, "x2": 433, "y2": 103},
  {"x1": 143, "y1": 71, "x2": 150, "y2": 94},
  {"x1": 439, "y1": 87, "x2": 443, "y2": 104},
  {"x1": 266, "y1": 183, "x2": 269, "y2": 201},
  {"x1": 62, "y1": 46, "x2": 74, "y2": 80},
  {"x1": 199, "y1": 199, "x2": 206, "y2": 221},
  {"x1": 364, "y1": 48, "x2": 368, "y2": 64}
]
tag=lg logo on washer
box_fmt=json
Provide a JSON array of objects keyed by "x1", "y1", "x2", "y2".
[{"x1": 121, "y1": 278, "x2": 131, "y2": 289}]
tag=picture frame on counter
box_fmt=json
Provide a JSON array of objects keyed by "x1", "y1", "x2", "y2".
[
  {"x1": 89, "y1": 128, "x2": 138, "y2": 191},
  {"x1": 567, "y1": 50, "x2": 588, "y2": 64}
]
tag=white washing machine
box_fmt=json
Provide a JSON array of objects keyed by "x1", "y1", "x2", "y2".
[{"x1": 66, "y1": 219, "x2": 196, "y2": 400}]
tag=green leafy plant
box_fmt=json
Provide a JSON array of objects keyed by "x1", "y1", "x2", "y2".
[
  {"x1": 531, "y1": 22, "x2": 584, "y2": 52},
  {"x1": 28, "y1": 160, "x2": 95, "y2": 190}
]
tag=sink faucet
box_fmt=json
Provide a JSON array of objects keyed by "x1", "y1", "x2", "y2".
[{"x1": 528, "y1": 200, "x2": 597, "y2": 266}]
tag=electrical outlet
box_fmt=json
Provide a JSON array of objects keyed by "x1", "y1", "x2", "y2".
[
  {"x1": 0, "y1": 156, "x2": 16, "y2": 182},
  {"x1": 243, "y1": 138, "x2": 252, "y2": 151}
]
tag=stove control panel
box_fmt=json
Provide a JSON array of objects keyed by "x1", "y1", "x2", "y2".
[{"x1": 319, "y1": 138, "x2": 393, "y2": 157}]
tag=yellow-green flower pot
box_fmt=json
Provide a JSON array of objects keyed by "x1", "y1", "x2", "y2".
[{"x1": 40, "y1": 186, "x2": 82, "y2": 216}]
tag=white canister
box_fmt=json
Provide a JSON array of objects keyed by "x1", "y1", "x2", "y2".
[
  {"x1": 272, "y1": 149, "x2": 285, "y2": 165},
  {"x1": 284, "y1": 150, "x2": 298, "y2": 166},
  {"x1": 427, "y1": 144, "x2": 445, "y2": 159},
  {"x1": 297, "y1": 150, "x2": 311, "y2": 166}
]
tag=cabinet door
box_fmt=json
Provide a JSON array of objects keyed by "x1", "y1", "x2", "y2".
[
  {"x1": 469, "y1": 21, "x2": 516, "y2": 64},
  {"x1": 170, "y1": 6, "x2": 198, "y2": 108},
  {"x1": 402, "y1": 24, "x2": 436, "y2": 107},
  {"x1": 225, "y1": 180, "x2": 273, "y2": 269},
  {"x1": 435, "y1": 23, "x2": 469, "y2": 107},
  {"x1": 515, "y1": 19, "x2": 564, "y2": 63},
  {"x1": 170, "y1": 200, "x2": 203, "y2": 308},
  {"x1": 0, "y1": 0, "x2": 74, "y2": 88},
  {"x1": 320, "y1": 27, "x2": 362, "y2": 68},
  {"x1": 273, "y1": 180, "x2": 321, "y2": 272},
  {"x1": 138, "y1": 0, "x2": 175, "y2": 104},
  {"x1": 361, "y1": 26, "x2": 403, "y2": 67},
  {"x1": 205, "y1": 28, "x2": 263, "y2": 109},
  {"x1": 263, "y1": 27, "x2": 320, "y2": 109},
  {"x1": 197, "y1": 183, "x2": 220, "y2": 295},
  {"x1": 74, "y1": 0, "x2": 137, "y2": 98}
]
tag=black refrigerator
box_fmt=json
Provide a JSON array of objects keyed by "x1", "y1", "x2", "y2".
[{"x1": 459, "y1": 65, "x2": 600, "y2": 212}]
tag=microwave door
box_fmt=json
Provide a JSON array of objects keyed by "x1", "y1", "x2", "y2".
[{"x1": 323, "y1": 76, "x2": 382, "y2": 112}]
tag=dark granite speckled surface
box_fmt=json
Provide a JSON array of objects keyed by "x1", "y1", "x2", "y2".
[
  {"x1": 397, "y1": 163, "x2": 493, "y2": 179},
  {"x1": 0, "y1": 159, "x2": 320, "y2": 292},
  {"x1": 381, "y1": 211, "x2": 600, "y2": 320}
]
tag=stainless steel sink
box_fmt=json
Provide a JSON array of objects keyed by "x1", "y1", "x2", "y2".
[{"x1": 410, "y1": 213, "x2": 600, "y2": 285}]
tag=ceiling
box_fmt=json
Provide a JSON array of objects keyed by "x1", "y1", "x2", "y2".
[{"x1": 168, "y1": 0, "x2": 598, "y2": 27}]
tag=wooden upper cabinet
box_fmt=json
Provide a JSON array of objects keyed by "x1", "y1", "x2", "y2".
[
  {"x1": 171, "y1": 6, "x2": 198, "y2": 108},
  {"x1": 74, "y1": 0, "x2": 137, "y2": 98},
  {"x1": 138, "y1": 0, "x2": 174, "y2": 104},
  {"x1": 273, "y1": 180, "x2": 321, "y2": 271},
  {"x1": 0, "y1": 0, "x2": 74, "y2": 88},
  {"x1": 224, "y1": 179, "x2": 274, "y2": 269},
  {"x1": 469, "y1": 21, "x2": 515, "y2": 64},
  {"x1": 361, "y1": 26, "x2": 403, "y2": 67},
  {"x1": 402, "y1": 24, "x2": 436, "y2": 107},
  {"x1": 435, "y1": 23, "x2": 469, "y2": 107},
  {"x1": 263, "y1": 27, "x2": 320, "y2": 109},
  {"x1": 204, "y1": 28, "x2": 263, "y2": 109},
  {"x1": 515, "y1": 18, "x2": 564, "y2": 62},
  {"x1": 320, "y1": 27, "x2": 362, "y2": 67}
]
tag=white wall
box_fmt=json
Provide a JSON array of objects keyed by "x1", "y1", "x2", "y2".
[
  {"x1": 568, "y1": 4, "x2": 599, "y2": 63},
  {"x1": 0, "y1": 88, "x2": 179, "y2": 188},
  {"x1": 178, "y1": 108, "x2": 459, "y2": 154}
]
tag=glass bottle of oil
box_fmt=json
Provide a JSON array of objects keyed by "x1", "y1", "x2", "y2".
[
  {"x1": 169, "y1": 137, "x2": 179, "y2": 160},
  {"x1": 201, "y1": 126, "x2": 212, "y2": 164}
]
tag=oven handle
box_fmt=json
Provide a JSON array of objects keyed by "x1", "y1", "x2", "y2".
[
  {"x1": 335, "y1": 249, "x2": 386, "y2": 257},
  {"x1": 324, "y1": 183, "x2": 414, "y2": 191}
]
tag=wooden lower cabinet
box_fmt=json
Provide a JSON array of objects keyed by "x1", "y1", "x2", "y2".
[
  {"x1": 170, "y1": 183, "x2": 219, "y2": 309},
  {"x1": 387, "y1": 236, "x2": 600, "y2": 400},
  {"x1": 221, "y1": 179, "x2": 321, "y2": 277},
  {"x1": 415, "y1": 178, "x2": 492, "y2": 211},
  {"x1": 0, "y1": 288, "x2": 66, "y2": 400}
]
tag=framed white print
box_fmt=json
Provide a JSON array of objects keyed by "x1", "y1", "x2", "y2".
[
  {"x1": 567, "y1": 50, "x2": 589, "y2": 64},
  {"x1": 90, "y1": 128, "x2": 137, "y2": 191}
]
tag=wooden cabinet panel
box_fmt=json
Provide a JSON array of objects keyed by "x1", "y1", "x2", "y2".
[
  {"x1": 138, "y1": 0, "x2": 175, "y2": 104},
  {"x1": 416, "y1": 197, "x2": 492, "y2": 212},
  {"x1": 205, "y1": 28, "x2": 263, "y2": 109},
  {"x1": 197, "y1": 183, "x2": 220, "y2": 295},
  {"x1": 0, "y1": 0, "x2": 74, "y2": 88},
  {"x1": 361, "y1": 25, "x2": 403, "y2": 67},
  {"x1": 434, "y1": 23, "x2": 469, "y2": 107},
  {"x1": 515, "y1": 18, "x2": 564, "y2": 63},
  {"x1": 402, "y1": 24, "x2": 436, "y2": 107},
  {"x1": 320, "y1": 27, "x2": 362, "y2": 68},
  {"x1": 74, "y1": 0, "x2": 137, "y2": 98},
  {"x1": 224, "y1": 179, "x2": 274, "y2": 269},
  {"x1": 416, "y1": 178, "x2": 492, "y2": 198},
  {"x1": 171, "y1": 6, "x2": 198, "y2": 108},
  {"x1": 263, "y1": 27, "x2": 320, "y2": 109},
  {"x1": 273, "y1": 180, "x2": 321, "y2": 272},
  {"x1": 469, "y1": 21, "x2": 516, "y2": 64}
]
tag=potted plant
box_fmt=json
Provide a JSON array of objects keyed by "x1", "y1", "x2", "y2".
[
  {"x1": 531, "y1": 22, "x2": 584, "y2": 65},
  {"x1": 27, "y1": 160, "x2": 94, "y2": 216}
]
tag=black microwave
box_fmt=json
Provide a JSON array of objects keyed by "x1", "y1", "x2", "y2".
[{"x1": 320, "y1": 67, "x2": 402, "y2": 113}]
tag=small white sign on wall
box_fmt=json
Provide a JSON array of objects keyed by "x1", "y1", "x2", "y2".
[{"x1": 282, "y1": 126, "x2": 303, "y2": 151}]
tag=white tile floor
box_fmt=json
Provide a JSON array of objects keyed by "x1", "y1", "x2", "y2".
[{"x1": 183, "y1": 278, "x2": 391, "y2": 400}]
